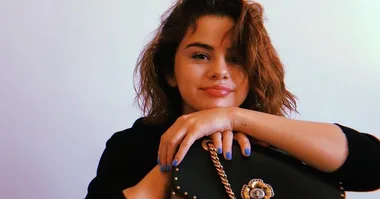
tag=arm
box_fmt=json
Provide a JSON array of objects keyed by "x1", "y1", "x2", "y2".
[
  {"x1": 123, "y1": 165, "x2": 172, "y2": 199},
  {"x1": 232, "y1": 107, "x2": 380, "y2": 190},
  {"x1": 232, "y1": 108, "x2": 348, "y2": 172}
]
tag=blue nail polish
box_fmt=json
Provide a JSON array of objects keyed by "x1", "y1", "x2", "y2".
[
  {"x1": 166, "y1": 165, "x2": 171, "y2": 171},
  {"x1": 157, "y1": 157, "x2": 160, "y2": 164},
  {"x1": 245, "y1": 148, "x2": 251, "y2": 156},
  {"x1": 226, "y1": 152, "x2": 232, "y2": 160},
  {"x1": 217, "y1": 148, "x2": 222, "y2": 154},
  {"x1": 172, "y1": 159, "x2": 178, "y2": 166},
  {"x1": 160, "y1": 165, "x2": 165, "y2": 172}
]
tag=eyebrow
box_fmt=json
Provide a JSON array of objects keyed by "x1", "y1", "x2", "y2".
[
  {"x1": 185, "y1": 42, "x2": 214, "y2": 51},
  {"x1": 184, "y1": 42, "x2": 236, "y2": 53}
]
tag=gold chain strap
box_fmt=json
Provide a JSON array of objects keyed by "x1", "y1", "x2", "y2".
[{"x1": 202, "y1": 139, "x2": 236, "y2": 199}]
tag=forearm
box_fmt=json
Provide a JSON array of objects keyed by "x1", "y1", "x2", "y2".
[
  {"x1": 232, "y1": 107, "x2": 348, "y2": 172},
  {"x1": 123, "y1": 165, "x2": 172, "y2": 199}
]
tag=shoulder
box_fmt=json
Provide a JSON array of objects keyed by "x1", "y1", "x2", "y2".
[{"x1": 105, "y1": 117, "x2": 167, "y2": 148}]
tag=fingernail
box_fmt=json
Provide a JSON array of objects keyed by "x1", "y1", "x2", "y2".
[
  {"x1": 226, "y1": 152, "x2": 232, "y2": 160},
  {"x1": 157, "y1": 157, "x2": 160, "y2": 164},
  {"x1": 160, "y1": 165, "x2": 165, "y2": 172},
  {"x1": 172, "y1": 159, "x2": 178, "y2": 166},
  {"x1": 166, "y1": 165, "x2": 171, "y2": 171},
  {"x1": 217, "y1": 148, "x2": 222, "y2": 154},
  {"x1": 245, "y1": 148, "x2": 251, "y2": 156}
]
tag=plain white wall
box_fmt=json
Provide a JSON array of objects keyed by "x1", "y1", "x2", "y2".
[{"x1": 0, "y1": 0, "x2": 379, "y2": 199}]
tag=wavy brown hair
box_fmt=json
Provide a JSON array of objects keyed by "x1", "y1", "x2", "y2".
[{"x1": 134, "y1": 0, "x2": 297, "y2": 125}]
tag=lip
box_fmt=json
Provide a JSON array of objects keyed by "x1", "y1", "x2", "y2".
[{"x1": 201, "y1": 85, "x2": 233, "y2": 97}]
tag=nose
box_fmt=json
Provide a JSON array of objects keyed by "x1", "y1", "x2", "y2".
[{"x1": 207, "y1": 59, "x2": 230, "y2": 80}]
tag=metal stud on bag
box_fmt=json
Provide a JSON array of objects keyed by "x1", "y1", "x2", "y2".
[{"x1": 173, "y1": 138, "x2": 345, "y2": 199}]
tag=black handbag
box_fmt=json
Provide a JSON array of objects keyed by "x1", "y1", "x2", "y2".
[{"x1": 171, "y1": 138, "x2": 346, "y2": 199}]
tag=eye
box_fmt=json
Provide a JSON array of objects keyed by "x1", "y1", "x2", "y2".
[
  {"x1": 191, "y1": 52, "x2": 210, "y2": 60},
  {"x1": 226, "y1": 56, "x2": 239, "y2": 64}
]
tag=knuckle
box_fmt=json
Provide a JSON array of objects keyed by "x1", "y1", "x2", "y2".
[
  {"x1": 178, "y1": 115, "x2": 187, "y2": 121},
  {"x1": 224, "y1": 131, "x2": 233, "y2": 137},
  {"x1": 176, "y1": 115, "x2": 187, "y2": 124},
  {"x1": 237, "y1": 133, "x2": 248, "y2": 140},
  {"x1": 211, "y1": 131, "x2": 220, "y2": 136},
  {"x1": 242, "y1": 139, "x2": 250, "y2": 146},
  {"x1": 189, "y1": 124, "x2": 201, "y2": 135},
  {"x1": 168, "y1": 139, "x2": 177, "y2": 146},
  {"x1": 212, "y1": 138, "x2": 221, "y2": 146},
  {"x1": 238, "y1": 135, "x2": 249, "y2": 144},
  {"x1": 222, "y1": 140, "x2": 232, "y2": 148},
  {"x1": 185, "y1": 135, "x2": 196, "y2": 145},
  {"x1": 187, "y1": 118, "x2": 197, "y2": 127},
  {"x1": 180, "y1": 114, "x2": 193, "y2": 122},
  {"x1": 235, "y1": 131, "x2": 244, "y2": 136},
  {"x1": 181, "y1": 141, "x2": 191, "y2": 149},
  {"x1": 211, "y1": 134, "x2": 220, "y2": 140}
]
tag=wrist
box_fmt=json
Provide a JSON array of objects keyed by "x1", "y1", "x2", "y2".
[{"x1": 230, "y1": 107, "x2": 249, "y2": 131}]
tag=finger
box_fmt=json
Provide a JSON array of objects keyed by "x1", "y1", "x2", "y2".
[
  {"x1": 165, "y1": 135, "x2": 186, "y2": 171},
  {"x1": 172, "y1": 132, "x2": 199, "y2": 166},
  {"x1": 164, "y1": 126, "x2": 189, "y2": 172},
  {"x1": 234, "y1": 132, "x2": 251, "y2": 157},
  {"x1": 210, "y1": 132, "x2": 223, "y2": 154},
  {"x1": 157, "y1": 140, "x2": 162, "y2": 168},
  {"x1": 222, "y1": 130, "x2": 233, "y2": 160},
  {"x1": 158, "y1": 121, "x2": 183, "y2": 172},
  {"x1": 172, "y1": 119, "x2": 206, "y2": 166},
  {"x1": 158, "y1": 138, "x2": 168, "y2": 172}
]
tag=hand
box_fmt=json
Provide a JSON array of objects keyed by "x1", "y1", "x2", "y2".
[
  {"x1": 210, "y1": 131, "x2": 252, "y2": 160},
  {"x1": 157, "y1": 107, "x2": 242, "y2": 171},
  {"x1": 159, "y1": 130, "x2": 253, "y2": 172}
]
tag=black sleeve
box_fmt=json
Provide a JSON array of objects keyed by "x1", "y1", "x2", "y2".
[
  {"x1": 327, "y1": 124, "x2": 380, "y2": 191},
  {"x1": 85, "y1": 130, "x2": 148, "y2": 199}
]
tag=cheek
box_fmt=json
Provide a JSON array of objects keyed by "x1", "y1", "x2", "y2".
[
  {"x1": 176, "y1": 71, "x2": 200, "y2": 92},
  {"x1": 175, "y1": 60, "x2": 202, "y2": 85},
  {"x1": 243, "y1": 76, "x2": 250, "y2": 90},
  {"x1": 239, "y1": 79, "x2": 250, "y2": 99},
  {"x1": 233, "y1": 70, "x2": 249, "y2": 88}
]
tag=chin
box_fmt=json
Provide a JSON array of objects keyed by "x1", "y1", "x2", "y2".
[
  {"x1": 197, "y1": 103, "x2": 235, "y2": 110},
  {"x1": 183, "y1": 99, "x2": 242, "y2": 113}
]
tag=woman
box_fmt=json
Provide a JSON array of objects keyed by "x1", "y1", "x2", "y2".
[{"x1": 85, "y1": 0, "x2": 380, "y2": 198}]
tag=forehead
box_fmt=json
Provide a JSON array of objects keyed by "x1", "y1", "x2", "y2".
[{"x1": 179, "y1": 15, "x2": 236, "y2": 49}]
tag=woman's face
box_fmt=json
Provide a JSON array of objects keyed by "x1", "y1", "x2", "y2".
[{"x1": 168, "y1": 15, "x2": 249, "y2": 114}]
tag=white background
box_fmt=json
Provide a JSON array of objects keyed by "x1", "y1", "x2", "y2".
[{"x1": 0, "y1": 0, "x2": 379, "y2": 198}]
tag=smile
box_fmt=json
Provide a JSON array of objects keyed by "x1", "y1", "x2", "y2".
[{"x1": 201, "y1": 85, "x2": 233, "y2": 97}]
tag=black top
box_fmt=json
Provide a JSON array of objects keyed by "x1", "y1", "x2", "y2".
[{"x1": 85, "y1": 117, "x2": 380, "y2": 199}]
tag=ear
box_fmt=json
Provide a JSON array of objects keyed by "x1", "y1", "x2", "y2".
[{"x1": 166, "y1": 75, "x2": 177, "y2": 87}]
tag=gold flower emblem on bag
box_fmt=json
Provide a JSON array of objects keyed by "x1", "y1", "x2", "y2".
[{"x1": 241, "y1": 179, "x2": 275, "y2": 199}]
